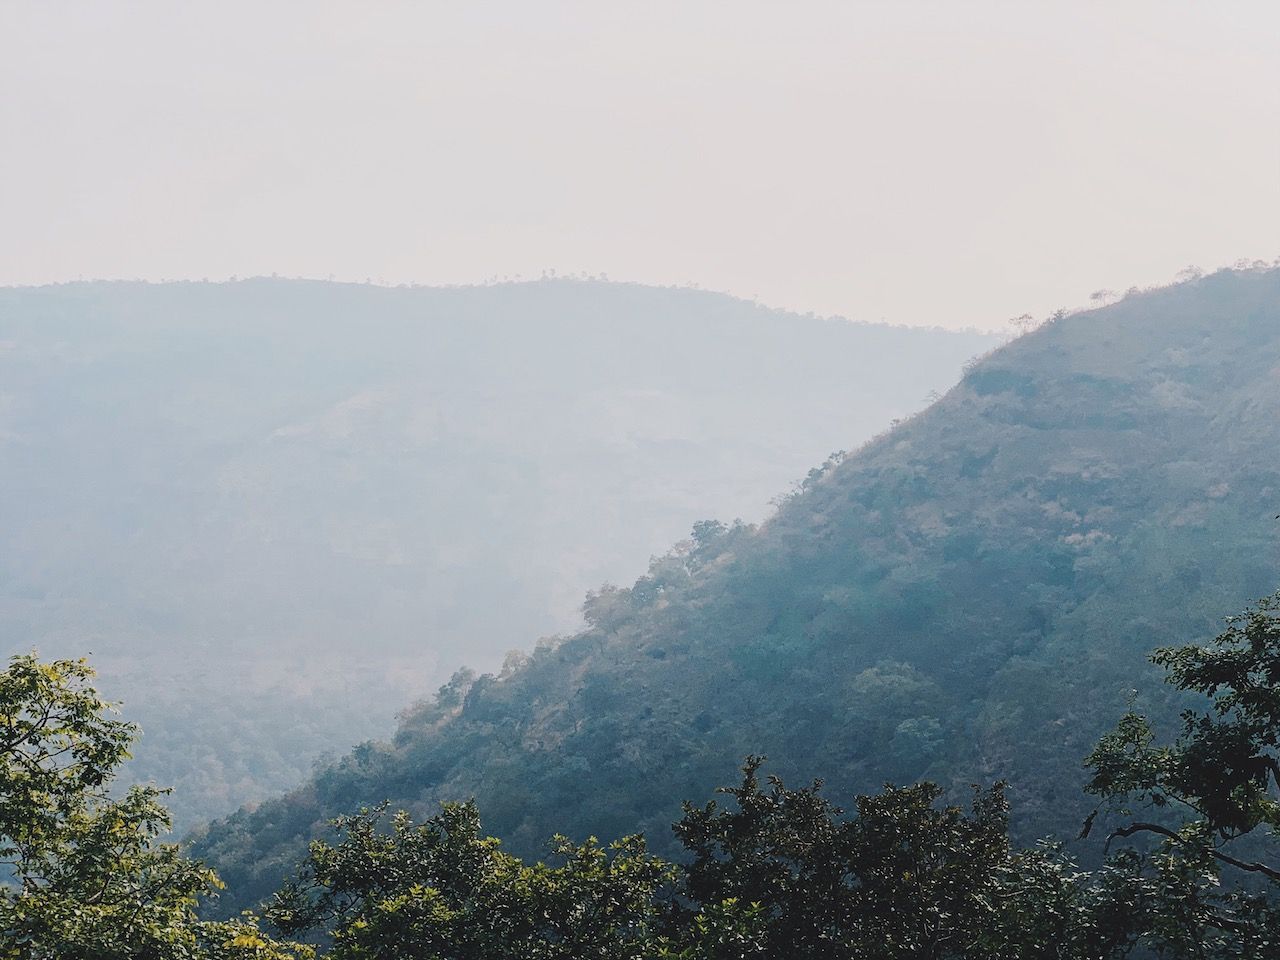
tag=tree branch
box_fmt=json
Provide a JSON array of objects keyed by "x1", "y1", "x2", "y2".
[{"x1": 1106, "y1": 822, "x2": 1280, "y2": 882}]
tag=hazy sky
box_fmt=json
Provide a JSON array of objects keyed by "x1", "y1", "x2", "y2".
[{"x1": 2, "y1": 2, "x2": 1277, "y2": 330}]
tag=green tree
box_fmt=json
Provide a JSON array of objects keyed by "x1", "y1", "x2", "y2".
[
  {"x1": 266, "y1": 801, "x2": 673, "y2": 959},
  {"x1": 0, "y1": 654, "x2": 304, "y2": 959},
  {"x1": 1084, "y1": 591, "x2": 1280, "y2": 955},
  {"x1": 670, "y1": 757, "x2": 1117, "y2": 960}
]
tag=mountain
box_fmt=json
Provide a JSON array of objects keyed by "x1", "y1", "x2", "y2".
[
  {"x1": 191, "y1": 267, "x2": 1280, "y2": 913},
  {"x1": 0, "y1": 278, "x2": 996, "y2": 827}
]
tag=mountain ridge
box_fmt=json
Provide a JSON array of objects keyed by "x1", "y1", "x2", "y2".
[
  {"x1": 0, "y1": 275, "x2": 1000, "y2": 337},
  {"x1": 192, "y1": 266, "x2": 1280, "y2": 913},
  {"x1": 0, "y1": 277, "x2": 996, "y2": 828}
]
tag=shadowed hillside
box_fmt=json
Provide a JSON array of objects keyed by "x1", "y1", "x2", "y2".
[
  {"x1": 191, "y1": 267, "x2": 1280, "y2": 913},
  {"x1": 0, "y1": 278, "x2": 995, "y2": 826}
]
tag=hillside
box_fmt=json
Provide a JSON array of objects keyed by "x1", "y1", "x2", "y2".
[
  {"x1": 192, "y1": 268, "x2": 1280, "y2": 912},
  {"x1": 0, "y1": 278, "x2": 996, "y2": 827}
]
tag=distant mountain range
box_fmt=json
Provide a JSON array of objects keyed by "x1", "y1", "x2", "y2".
[
  {"x1": 0, "y1": 278, "x2": 997, "y2": 827},
  {"x1": 189, "y1": 268, "x2": 1280, "y2": 915}
]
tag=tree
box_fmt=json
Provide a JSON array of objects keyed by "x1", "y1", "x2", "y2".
[
  {"x1": 266, "y1": 754, "x2": 1222, "y2": 958},
  {"x1": 0, "y1": 653, "x2": 304, "y2": 959},
  {"x1": 265, "y1": 801, "x2": 673, "y2": 959},
  {"x1": 1084, "y1": 591, "x2": 1280, "y2": 953},
  {"x1": 669, "y1": 757, "x2": 1118, "y2": 960}
]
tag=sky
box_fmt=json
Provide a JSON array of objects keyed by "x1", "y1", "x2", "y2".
[{"x1": 2, "y1": 1, "x2": 1277, "y2": 331}]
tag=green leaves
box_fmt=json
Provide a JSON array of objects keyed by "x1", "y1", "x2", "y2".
[
  {"x1": 0, "y1": 654, "x2": 308, "y2": 960},
  {"x1": 673, "y1": 758, "x2": 1034, "y2": 959},
  {"x1": 1080, "y1": 592, "x2": 1280, "y2": 954},
  {"x1": 1086, "y1": 592, "x2": 1280, "y2": 855},
  {"x1": 266, "y1": 802, "x2": 674, "y2": 959},
  {"x1": 271, "y1": 756, "x2": 1162, "y2": 959}
]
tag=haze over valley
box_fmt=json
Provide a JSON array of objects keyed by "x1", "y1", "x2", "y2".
[{"x1": 0, "y1": 277, "x2": 997, "y2": 826}]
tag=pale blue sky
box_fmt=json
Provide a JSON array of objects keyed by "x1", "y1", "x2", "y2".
[{"x1": 2, "y1": 1, "x2": 1277, "y2": 329}]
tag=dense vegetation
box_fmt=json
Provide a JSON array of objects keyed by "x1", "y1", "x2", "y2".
[
  {"x1": 0, "y1": 278, "x2": 994, "y2": 827},
  {"x1": 7, "y1": 589, "x2": 1280, "y2": 956},
  {"x1": 192, "y1": 268, "x2": 1280, "y2": 911},
  {"x1": 0, "y1": 655, "x2": 303, "y2": 958}
]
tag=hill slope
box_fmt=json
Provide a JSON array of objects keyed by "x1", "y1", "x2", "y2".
[
  {"x1": 193, "y1": 268, "x2": 1280, "y2": 910},
  {"x1": 0, "y1": 278, "x2": 995, "y2": 826}
]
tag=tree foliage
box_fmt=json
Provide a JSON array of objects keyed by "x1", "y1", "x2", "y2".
[
  {"x1": 266, "y1": 802, "x2": 672, "y2": 959},
  {"x1": 258, "y1": 759, "x2": 1198, "y2": 959},
  {"x1": 0, "y1": 654, "x2": 305, "y2": 959},
  {"x1": 674, "y1": 759, "x2": 1017, "y2": 958},
  {"x1": 1086, "y1": 593, "x2": 1280, "y2": 861},
  {"x1": 10, "y1": 595, "x2": 1280, "y2": 956},
  {"x1": 1082, "y1": 591, "x2": 1280, "y2": 953},
  {"x1": 260, "y1": 591, "x2": 1280, "y2": 958}
]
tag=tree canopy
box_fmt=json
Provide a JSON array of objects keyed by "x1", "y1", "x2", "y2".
[
  {"x1": 6, "y1": 593, "x2": 1280, "y2": 956},
  {"x1": 0, "y1": 654, "x2": 304, "y2": 959}
]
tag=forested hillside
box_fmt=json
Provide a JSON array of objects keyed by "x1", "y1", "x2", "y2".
[
  {"x1": 0, "y1": 278, "x2": 995, "y2": 826},
  {"x1": 193, "y1": 267, "x2": 1280, "y2": 913}
]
